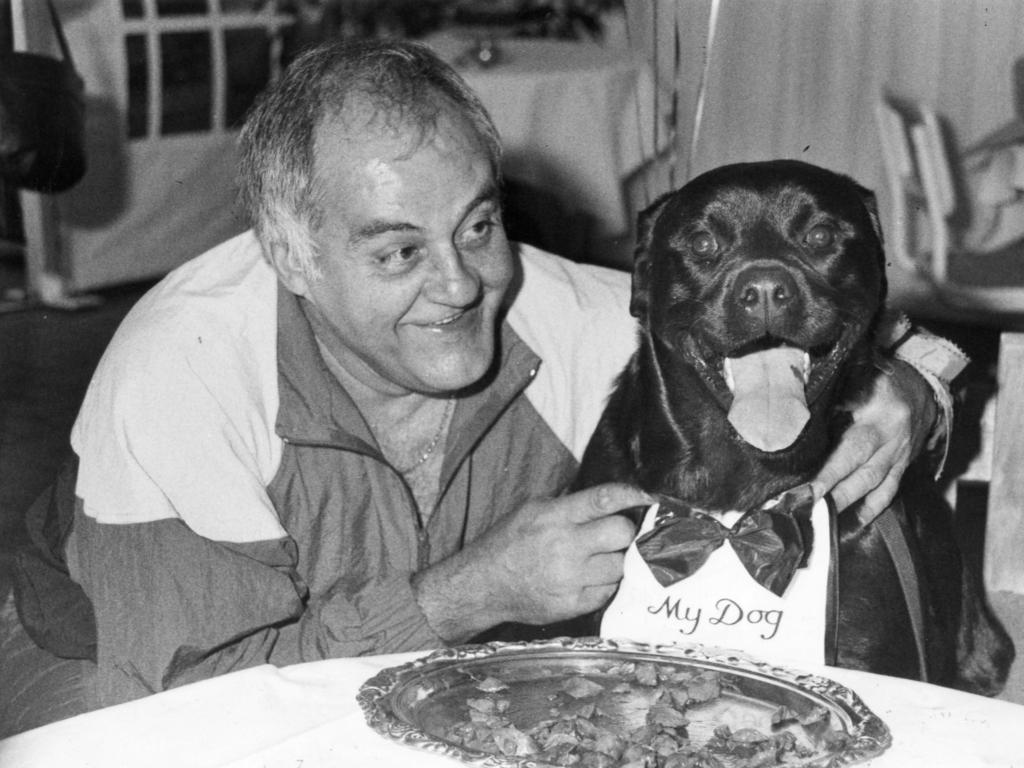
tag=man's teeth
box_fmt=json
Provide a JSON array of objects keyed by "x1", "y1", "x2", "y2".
[{"x1": 431, "y1": 311, "x2": 463, "y2": 326}]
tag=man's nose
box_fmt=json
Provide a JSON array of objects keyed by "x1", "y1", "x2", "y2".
[{"x1": 428, "y1": 246, "x2": 481, "y2": 304}]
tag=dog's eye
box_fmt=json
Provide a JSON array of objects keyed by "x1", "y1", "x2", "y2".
[
  {"x1": 805, "y1": 225, "x2": 835, "y2": 249},
  {"x1": 690, "y1": 232, "x2": 718, "y2": 256}
]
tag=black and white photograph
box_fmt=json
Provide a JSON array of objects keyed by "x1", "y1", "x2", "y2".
[{"x1": 1, "y1": 1, "x2": 1022, "y2": 766}]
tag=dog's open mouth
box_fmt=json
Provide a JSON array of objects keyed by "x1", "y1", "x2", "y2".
[
  {"x1": 681, "y1": 331, "x2": 857, "y2": 453},
  {"x1": 723, "y1": 344, "x2": 811, "y2": 452}
]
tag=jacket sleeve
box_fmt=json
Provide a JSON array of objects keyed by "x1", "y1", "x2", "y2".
[
  {"x1": 292, "y1": 568, "x2": 445, "y2": 662},
  {"x1": 71, "y1": 495, "x2": 443, "y2": 705},
  {"x1": 71, "y1": 507, "x2": 306, "y2": 705},
  {"x1": 67, "y1": 304, "x2": 446, "y2": 705},
  {"x1": 66, "y1": 312, "x2": 311, "y2": 705},
  {"x1": 875, "y1": 311, "x2": 971, "y2": 477}
]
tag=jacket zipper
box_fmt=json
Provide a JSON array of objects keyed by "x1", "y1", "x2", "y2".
[{"x1": 279, "y1": 363, "x2": 540, "y2": 571}]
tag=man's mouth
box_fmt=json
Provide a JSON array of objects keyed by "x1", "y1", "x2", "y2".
[{"x1": 423, "y1": 308, "x2": 471, "y2": 329}]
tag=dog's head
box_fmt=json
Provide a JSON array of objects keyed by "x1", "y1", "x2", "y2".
[{"x1": 630, "y1": 160, "x2": 886, "y2": 453}]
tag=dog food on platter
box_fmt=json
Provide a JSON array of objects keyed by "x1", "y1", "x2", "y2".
[
  {"x1": 358, "y1": 639, "x2": 891, "y2": 768},
  {"x1": 442, "y1": 661, "x2": 838, "y2": 767}
]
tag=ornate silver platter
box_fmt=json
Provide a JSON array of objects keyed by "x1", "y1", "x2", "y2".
[{"x1": 358, "y1": 637, "x2": 891, "y2": 767}]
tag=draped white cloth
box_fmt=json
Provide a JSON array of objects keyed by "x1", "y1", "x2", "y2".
[{"x1": 1, "y1": 650, "x2": 1022, "y2": 768}]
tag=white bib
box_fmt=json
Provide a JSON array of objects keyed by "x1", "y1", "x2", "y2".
[{"x1": 601, "y1": 497, "x2": 831, "y2": 665}]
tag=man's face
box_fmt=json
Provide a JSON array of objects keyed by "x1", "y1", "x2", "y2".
[{"x1": 293, "y1": 104, "x2": 514, "y2": 397}]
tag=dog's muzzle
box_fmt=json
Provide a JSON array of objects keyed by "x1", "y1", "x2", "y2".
[{"x1": 730, "y1": 264, "x2": 804, "y2": 338}]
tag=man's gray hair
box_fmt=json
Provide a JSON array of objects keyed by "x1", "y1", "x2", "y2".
[{"x1": 237, "y1": 38, "x2": 503, "y2": 276}]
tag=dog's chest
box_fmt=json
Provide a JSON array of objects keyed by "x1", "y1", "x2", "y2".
[{"x1": 601, "y1": 497, "x2": 833, "y2": 665}]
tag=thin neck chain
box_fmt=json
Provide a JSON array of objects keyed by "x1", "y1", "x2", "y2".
[
  {"x1": 393, "y1": 395, "x2": 456, "y2": 474},
  {"x1": 313, "y1": 338, "x2": 455, "y2": 476}
]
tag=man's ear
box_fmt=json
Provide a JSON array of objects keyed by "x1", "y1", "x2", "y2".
[
  {"x1": 269, "y1": 240, "x2": 313, "y2": 298},
  {"x1": 629, "y1": 192, "x2": 671, "y2": 320}
]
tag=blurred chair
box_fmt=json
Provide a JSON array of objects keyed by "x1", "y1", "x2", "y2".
[
  {"x1": 877, "y1": 92, "x2": 1024, "y2": 596},
  {"x1": 875, "y1": 93, "x2": 1024, "y2": 317}
]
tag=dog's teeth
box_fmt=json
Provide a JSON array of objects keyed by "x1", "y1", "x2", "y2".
[
  {"x1": 723, "y1": 358, "x2": 735, "y2": 392},
  {"x1": 802, "y1": 351, "x2": 811, "y2": 383}
]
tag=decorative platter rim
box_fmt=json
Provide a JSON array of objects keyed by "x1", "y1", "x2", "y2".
[{"x1": 357, "y1": 636, "x2": 891, "y2": 767}]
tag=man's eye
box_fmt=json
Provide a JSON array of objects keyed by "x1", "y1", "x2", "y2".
[
  {"x1": 805, "y1": 224, "x2": 835, "y2": 249},
  {"x1": 690, "y1": 232, "x2": 718, "y2": 256},
  {"x1": 378, "y1": 245, "x2": 423, "y2": 270},
  {"x1": 461, "y1": 218, "x2": 498, "y2": 246}
]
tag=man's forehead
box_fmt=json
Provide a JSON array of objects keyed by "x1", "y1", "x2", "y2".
[
  {"x1": 308, "y1": 98, "x2": 499, "y2": 241},
  {"x1": 313, "y1": 98, "x2": 495, "y2": 185},
  {"x1": 319, "y1": 88, "x2": 458, "y2": 146}
]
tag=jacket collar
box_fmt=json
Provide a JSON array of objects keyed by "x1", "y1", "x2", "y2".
[{"x1": 274, "y1": 282, "x2": 541, "y2": 476}]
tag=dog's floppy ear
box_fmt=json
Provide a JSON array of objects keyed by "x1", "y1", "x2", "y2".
[
  {"x1": 630, "y1": 192, "x2": 673, "y2": 319},
  {"x1": 852, "y1": 181, "x2": 889, "y2": 305},
  {"x1": 855, "y1": 183, "x2": 884, "y2": 246}
]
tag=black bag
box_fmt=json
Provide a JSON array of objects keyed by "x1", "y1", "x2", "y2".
[{"x1": 0, "y1": 0, "x2": 86, "y2": 193}]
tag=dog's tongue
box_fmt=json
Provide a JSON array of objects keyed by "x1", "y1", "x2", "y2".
[{"x1": 725, "y1": 345, "x2": 810, "y2": 452}]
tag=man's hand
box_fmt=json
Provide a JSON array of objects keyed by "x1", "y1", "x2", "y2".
[
  {"x1": 811, "y1": 359, "x2": 937, "y2": 524},
  {"x1": 413, "y1": 483, "x2": 649, "y2": 642}
]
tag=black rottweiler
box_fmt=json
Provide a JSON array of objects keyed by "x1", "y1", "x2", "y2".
[{"x1": 573, "y1": 160, "x2": 1013, "y2": 694}]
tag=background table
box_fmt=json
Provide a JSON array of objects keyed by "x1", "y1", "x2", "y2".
[
  {"x1": 2, "y1": 649, "x2": 1022, "y2": 768},
  {"x1": 426, "y1": 31, "x2": 660, "y2": 263}
]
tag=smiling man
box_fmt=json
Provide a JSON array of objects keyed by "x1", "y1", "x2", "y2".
[{"x1": 5, "y1": 39, "x2": 952, "y2": 734}]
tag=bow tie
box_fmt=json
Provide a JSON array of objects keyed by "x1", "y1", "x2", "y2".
[{"x1": 633, "y1": 485, "x2": 815, "y2": 597}]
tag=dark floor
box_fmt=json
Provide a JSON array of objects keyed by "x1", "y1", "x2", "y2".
[
  {"x1": 0, "y1": 261, "x2": 157, "y2": 590},
  {"x1": 0, "y1": 253, "x2": 1021, "y2": 704}
]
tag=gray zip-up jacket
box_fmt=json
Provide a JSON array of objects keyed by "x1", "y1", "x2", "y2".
[{"x1": 20, "y1": 233, "x2": 638, "y2": 707}]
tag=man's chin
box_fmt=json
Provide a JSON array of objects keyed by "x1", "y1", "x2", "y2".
[{"x1": 411, "y1": 350, "x2": 494, "y2": 394}]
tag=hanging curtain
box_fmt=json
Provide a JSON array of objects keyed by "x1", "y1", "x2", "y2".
[{"x1": 625, "y1": 0, "x2": 1024, "y2": 213}]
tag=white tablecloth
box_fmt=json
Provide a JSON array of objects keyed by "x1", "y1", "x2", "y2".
[
  {"x1": 426, "y1": 31, "x2": 660, "y2": 237},
  {"x1": 1, "y1": 650, "x2": 1022, "y2": 768}
]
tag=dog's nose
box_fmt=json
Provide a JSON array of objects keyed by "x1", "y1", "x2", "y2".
[{"x1": 733, "y1": 266, "x2": 799, "y2": 318}]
